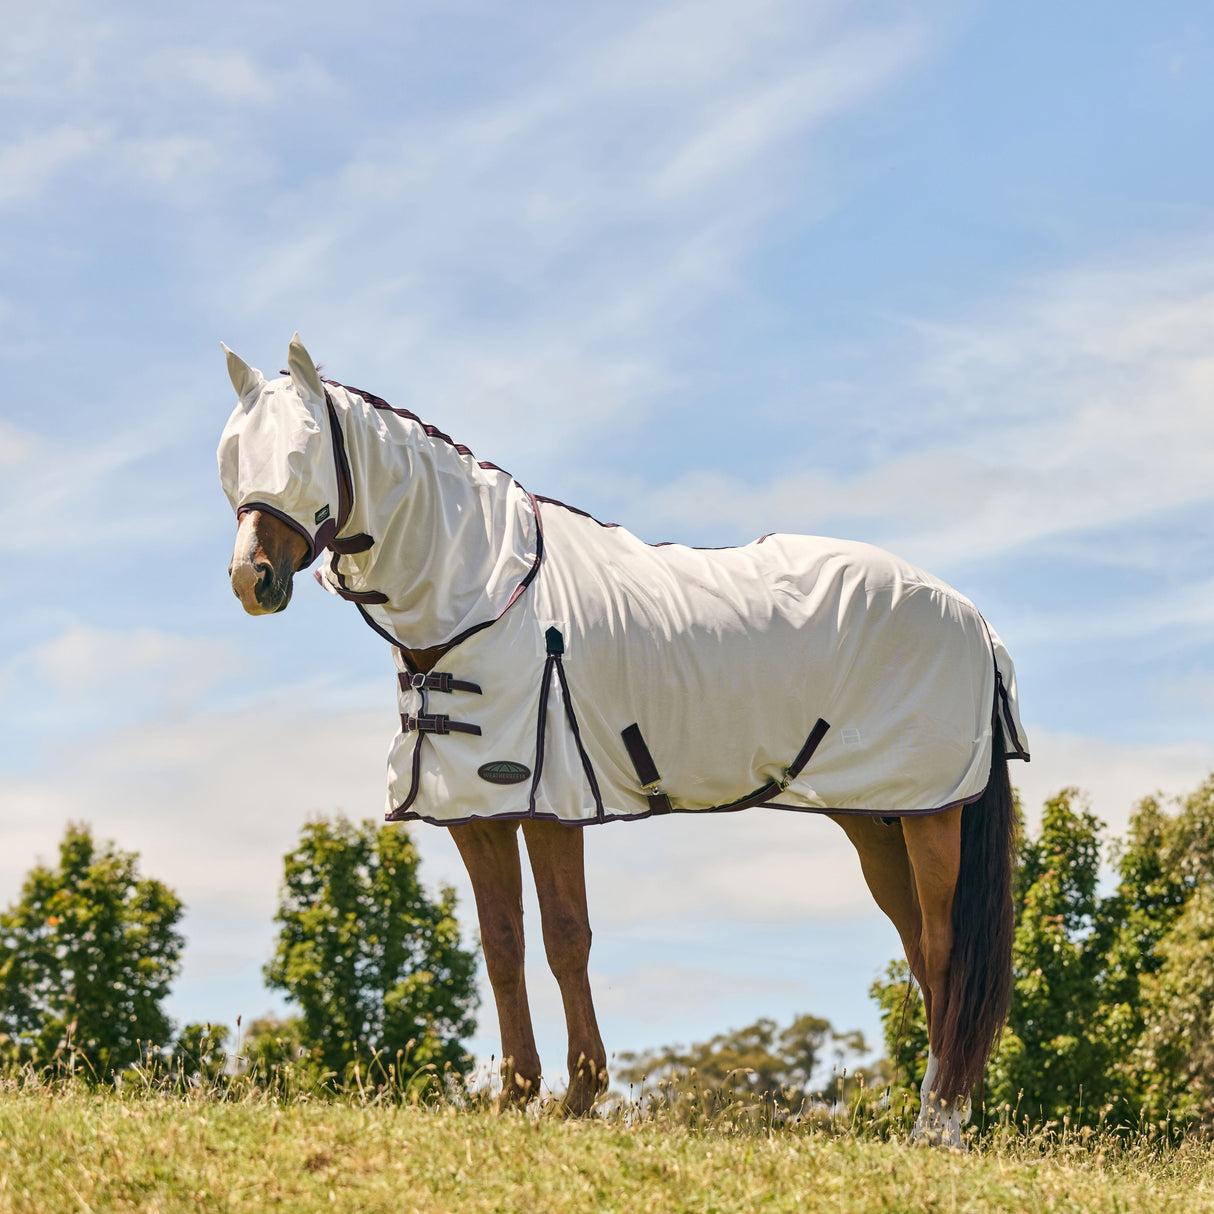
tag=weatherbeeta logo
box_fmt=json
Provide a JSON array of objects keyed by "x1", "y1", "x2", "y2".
[
  {"x1": 478, "y1": 761, "x2": 531, "y2": 785},
  {"x1": 314, "y1": 504, "x2": 331, "y2": 525}
]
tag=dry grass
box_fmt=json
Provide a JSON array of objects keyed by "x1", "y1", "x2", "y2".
[{"x1": 2, "y1": 1082, "x2": 1214, "y2": 1214}]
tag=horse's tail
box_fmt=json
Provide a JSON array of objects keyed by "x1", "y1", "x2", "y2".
[{"x1": 935, "y1": 721, "x2": 1017, "y2": 1102}]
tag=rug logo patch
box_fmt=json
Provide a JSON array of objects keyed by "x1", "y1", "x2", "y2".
[
  {"x1": 314, "y1": 504, "x2": 331, "y2": 525},
  {"x1": 478, "y1": 761, "x2": 531, "y2": 785}
]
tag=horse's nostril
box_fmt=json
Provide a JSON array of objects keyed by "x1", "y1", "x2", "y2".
[{"x1": 253, "y1": 561, "x2": 274, "y2": 602}]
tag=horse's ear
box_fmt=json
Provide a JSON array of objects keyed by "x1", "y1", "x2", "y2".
[
  {"x1": 222, "y1": 343, "x2": 264, "y2": 399},
  {"x1": 287, "y1": 332, "x2": 325, "y2": 403}
]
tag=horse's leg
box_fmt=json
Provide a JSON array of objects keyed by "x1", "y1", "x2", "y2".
[
  {"x1": 449, "y1": 820, "x2": 542, "y2": 1104},
  {"x1": 831, "y1": 809, "x2": 968, "y2": 1144},
  {"x1": 827, "y1": 814, "x2": 926, "y2": 994},
  {"x1": 900, "y1": 806, "x2": 965, "y2": 1146},
  {"x1": 521, "y1": 818, "x2": 607, "y2": 1115}
]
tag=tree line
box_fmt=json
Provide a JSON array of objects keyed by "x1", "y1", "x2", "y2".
[
  {"x1": 0, "y1": 818, "x2": 478, "y2": 1091},
  {"x1": 6, "y1": 775, "x2": 1214, "y2": 1128}
]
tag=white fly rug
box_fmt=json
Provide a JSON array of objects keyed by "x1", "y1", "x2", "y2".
[{"x1": 218, "y1": 337, "x2": 1028, "y2": 827}]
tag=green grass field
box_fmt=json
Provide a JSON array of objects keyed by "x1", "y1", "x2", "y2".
[{"x1": 1, "y1": 1087, "x2": 1212, "y2": 1213}]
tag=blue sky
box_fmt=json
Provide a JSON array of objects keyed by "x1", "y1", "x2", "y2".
[{"x1": 3, "y1": 0, "x2": 1214, "y2": 1083}]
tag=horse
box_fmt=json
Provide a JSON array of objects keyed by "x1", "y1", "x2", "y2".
[{"x1": 219, "y1": 335, "x2": 1027, "y2": 1146}]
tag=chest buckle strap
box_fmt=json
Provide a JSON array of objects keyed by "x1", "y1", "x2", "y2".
[{"x1": 402, "y1": 713, "x2": 482, "y2": 737}]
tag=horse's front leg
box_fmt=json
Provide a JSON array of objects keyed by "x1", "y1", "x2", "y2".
[
  {"x1": 449, "y1": 820, "x2": 542, "y2": 1104},
  {"x1": 521, "y1": 818, "x2": 607, "y2": 1115}
]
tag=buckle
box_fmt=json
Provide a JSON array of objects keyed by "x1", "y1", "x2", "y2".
[
  {"x1": 405, "y1": 714, "x2": 450, "y2": 735},
  {"x1": 409, "y1": 673, "x2": 427, "y2": 690}
]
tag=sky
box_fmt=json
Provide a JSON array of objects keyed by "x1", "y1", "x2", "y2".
[{"x1": 3, "y1": 0, "x2": 1214, "y2": 1088}]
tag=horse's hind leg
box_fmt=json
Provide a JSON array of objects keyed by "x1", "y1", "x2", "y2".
[
  {"x1": 828, "y1": 814, "x2": 926, "y2": 991},
  {"x1": 829, "y1": 810, "x2": 965, "y2": 1146},
  {"x1": 521, "y1": 818, "x2": 607, "y2": 1115},
  {"x1": 449, "y1": 820, "x2": 542, "y2": 1104},
  {"x1": 901, "y1": 806, "x2": 965, "y2": 1146}
]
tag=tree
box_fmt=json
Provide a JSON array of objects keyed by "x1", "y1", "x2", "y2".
[
  {"x1": 0, "y1": 823, "x2": 183, "y2": 1078},
  {"x1": 869, "y1": 782, "x2": 1214, "y2": 1129},
  {"x1": 172, "y1": 1022, "x2": 230, "y2": 1085},
  {"x1": 1131, "y1": 777, "x2": 1214, "y2": 1123},
  {"x1": 869, "y1": 958, "x2": 928, "y2": 1097},
  {"x1": 985, "y1": 788, "x2": 1108, "y2": 1122},
  {"x1": 264, "y1": 816, "x2": 478, "y2": 1088},
  {"x1": 616, "y1": 1013, "x2": 872, "y2": 1116}
]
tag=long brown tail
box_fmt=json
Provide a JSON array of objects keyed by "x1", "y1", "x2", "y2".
[{"x1": 935, "y1": 722, "x2": 1017, "y2": 1102}]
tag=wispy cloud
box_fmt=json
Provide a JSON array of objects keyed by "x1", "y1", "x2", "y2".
[
  {"x1": 144, "y1": 49, "x2": 275, "y2": 105},
  {"x1": 214, "y1": 2, "x2": 931, "y2": 465},
  {"x1": 612, "y1": 238, "x2": 1214, "y2": 571},
  {"x1": 0, "y1": 124, "x2": 106, "y2": 206}
]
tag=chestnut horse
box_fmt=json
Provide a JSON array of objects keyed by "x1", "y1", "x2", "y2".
[{"x1": 221, "y1": 336, "x2": 1021, "y2": 1145}]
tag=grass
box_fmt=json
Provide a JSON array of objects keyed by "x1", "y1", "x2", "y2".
[{"x1": 1, "y1": 1080, "x2": 1213, "y2": 1213}]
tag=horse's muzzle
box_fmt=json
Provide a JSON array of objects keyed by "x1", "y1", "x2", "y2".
[{"x1": 231, "y1": 558, "x2": 292, "y2": 615}]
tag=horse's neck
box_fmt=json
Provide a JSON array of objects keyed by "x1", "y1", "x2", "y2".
[{"x1": 339, "y1": 392, "x2": 537, "y2": 652}]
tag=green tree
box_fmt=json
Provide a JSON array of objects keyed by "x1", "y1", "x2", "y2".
[
  {"x1": 616, "y1": 1013, "x2": 871, "y2": 1115},
  {"x1": 986, "y1": 788, "x2": 1107, "y2": 1121},
  {"x1": 239, "y1": 1015, "x2": 310, "y2": 1086},
  {"x1": 264, "y1": 816, "x2": 478, "y2": 1088},
  {"x1": 1131, "y1": 777, "x2": 1214, "y2": 1124},
  {"x1": 0, "y1": 823, "x2": 183, "y2": 1077},
  {"x1": 869, "y1": 784, "x2": 1212, "y2": 1128},
  {"x1": 172, "y1": 1022, "x2": 230, "y2": 1085},
  {"x1": 869, "y1": 958, "x2": 928, "y2": 1097},
  {"x1": 1088, "y1": 794, "x2": 1189, "y2": 1114}
]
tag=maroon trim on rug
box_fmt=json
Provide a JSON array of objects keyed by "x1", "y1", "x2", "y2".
[
  {"x1": 534, "y1": 494, "x2": 772, "y2": 552},
  {"x1": 526, "y1": 654, "x2": 557, "y2": 816},
  {"x1": 237, "y1": 502, "x2": 321, "y2": 568},
  {"x1": 707, "y1": 718, "x2": 831, "y2": 813},
  {"x1": 390, "y1": 714, "x2": 834, "y2": 825},
  {"x1": 532, "y1": 495, "x2": 620, "y2": 530},
  {"x1": 324, "y1": 392, "x2": 354, "y2": 534},
  {"x1": 553, "y1": 656, "x2": 606, "y2": 821},
  {"x1": 348, "y1": 494, "x2": 544, "y2": 665},
  {"x1": 328, "y1": 380, "x2": 512, "y2": 479},
  {"x1": 979, "y1": 616, "x2": 1029, "y2": 762},
  {"x1": 995, "y1": 670, "x2": 1030, "y2": 761},
  {"x1": 383, "y1": 785, "x2": 988, "y2": 829},
  {"x1": 385, "y1": 689, "x2": 427, "y2": 822}
]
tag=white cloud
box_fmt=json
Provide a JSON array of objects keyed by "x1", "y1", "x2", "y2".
[
  {"x1": 211, "y1": 2, "x2": 932, "y2": 471},
  {"x1": 31, "y1": 625, "x2": 240, "y2": 711},
  {"x1": 652, "y1": 22, "x2": 921, "y2": 198},
  {"x1": 0, "y1": 124, "x2": 107, "y2": 206},
  {"x1": 604, "y1": 240, "x2": 1214, "y2": 571},
  {"x1": 1010, "y1": 728, "x2": 1214, "y2": 839},
  {"x1": 591, "y1": 961, "x2": 809, "y2": 1024},
  {"x1": 146, "y1": 49, "x2": 274, "y2": 104},
  {"x1": 0, "y1": 419, "x2": 37, "y2": 464}
]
